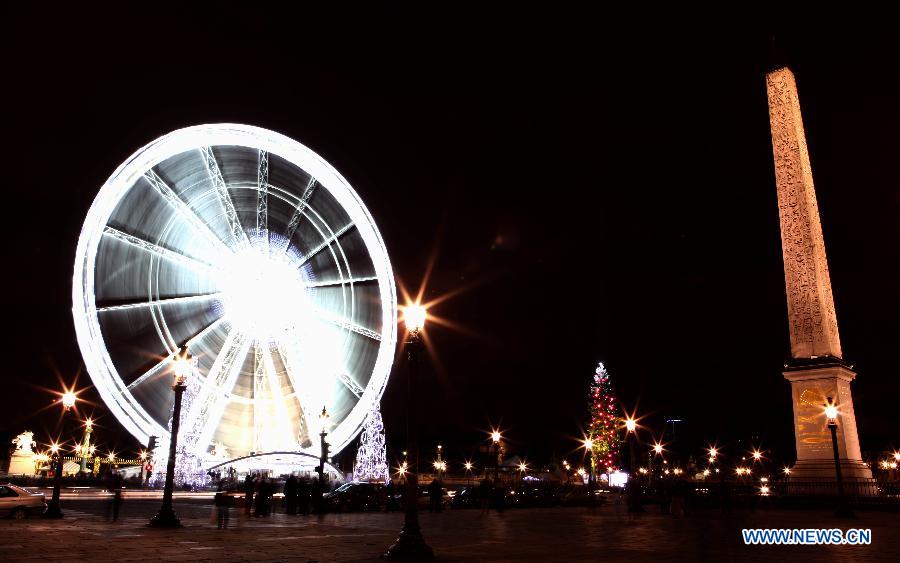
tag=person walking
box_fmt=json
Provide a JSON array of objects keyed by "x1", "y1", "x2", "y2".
[
  {"x1": 428, "y1": 478, "x2": 442, "y2": 513},
  {"x1": 298, "y1": 477, "x2": 311, "y2": 515},
  {"x1": 479, "y1": 478, "x2": 492, "y2": 514},
  {"x1": 255, "y1": 477, "x2": 271, "y2": 517},
  {"x1": 111, "y1": 472, "x2": 124, "y2": 522},
  {"x1": 284, "y1": 475, "x2": 298, "y2": 515},
  {"x1": 215, "y1": 480, "x2": 230, "y2": 528},
  {"x1": 243, "y1": 473, "x2": 256, "y2": 516}
]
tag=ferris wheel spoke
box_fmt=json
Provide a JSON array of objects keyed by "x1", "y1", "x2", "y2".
[
  {"x1": 97, "y1": 292, "x2": 223, "y2": 313},
  {"x1": 143, "y1": 169, "x2": 234, "y2": 259},
  {"x1": 102, "y1": 227, "x2": 221, "y2": 276},
  {"x1": 200, "y1": 146, "x2": 250, "y2": 250},
  {"x1": 125, "y1": 317, "x2": 226, "y2": 391},
  {"x1": 336, "y1": 372, "x2": 364, "y2": 398},
  {"x1": 296, "y1": 222, "x2": 356, "y2": 267},
  {"x1": 261, "y1": 344, "x2": 298, "y2": 450},
  {"x1": 303, "y1": 275, "x2": 378, "y2": 289},
  {"x1": 182, "y1": 330, "x2": 252, "y2": 455},
  {"x1": 252, "y1": 342, "x2": 267, "y2": 453},
  {"x1": 256, "y1": 150, "x2": 269, "y2": 247},
  {"x1": 280, "y1": 177, "x2": 317, "y2": 252},
  {"x1": 310, "y1": 308, "x2": 382, "y2": 341},
  {"x1": 274, "y1": 340, "x2": 318, "y2": 445}
]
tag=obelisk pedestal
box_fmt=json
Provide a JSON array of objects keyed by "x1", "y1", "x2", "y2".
[
  {"x1": 783, "y1": 358, "x2": 871, "y2": 478},
  {"x1": 766, "y1": 66, "x2": 871, "y2": 480}
]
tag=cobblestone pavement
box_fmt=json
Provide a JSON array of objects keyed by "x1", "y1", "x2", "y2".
[{"x1": 3, "y1": 498, "x2": 899, "y2": 561}]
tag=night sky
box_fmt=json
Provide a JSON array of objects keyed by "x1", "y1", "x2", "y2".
[{"x1": 3, "y1": 7, "x2": 898, "y2": 469}]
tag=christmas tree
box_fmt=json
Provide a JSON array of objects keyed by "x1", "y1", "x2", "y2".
[
  {"x1": 586, "y1": 362, "x2": 621, "y2": 474},
  {"x1": 353, "y1": 406, "x2": 388, "y2": 482}
]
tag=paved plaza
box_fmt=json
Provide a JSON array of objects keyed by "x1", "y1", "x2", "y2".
[{"x1": 2, "y1": 496, "x2": 899, "y2": 562}]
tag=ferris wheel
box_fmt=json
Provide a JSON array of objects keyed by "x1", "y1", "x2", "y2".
[{"x1": 73, "y1": 124, "x2": 397, "y2": 459}]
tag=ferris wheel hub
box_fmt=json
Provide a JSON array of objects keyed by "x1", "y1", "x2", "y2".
[{"x1": 220, "y1": 234, "x2": 311, "y2": 339}]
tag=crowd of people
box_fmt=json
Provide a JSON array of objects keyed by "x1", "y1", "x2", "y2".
[{"x1": 213, "y1": 473, "x2": 328, "y2": 528}]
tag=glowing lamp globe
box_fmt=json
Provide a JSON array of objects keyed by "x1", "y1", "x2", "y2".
[
  {"x1": 61, "y1": 392, "x2": 77, "y2": 410},
  {"x1": 583, "y1": 438, "x2": 594, "y2": 450},
  {"x1": 403, "y1": 304, "x2": 427, "y2": 332},
  {"x1": 824, "y1": 403, "x2": 838, "y2": 423},
  {"x1": 625, "y1": 418, "x2": 637, "y2": 432},
  {"x1": 491, "y1": 431, "x2": 502, "y2": 444},
  {"x1": 173, "y1": 356, "x2": 192, "y2": 385},
  {"x1": 653, "y1": 443, "x2": 663, "y2": 454}
]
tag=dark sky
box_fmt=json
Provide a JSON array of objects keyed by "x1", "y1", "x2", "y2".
[{"x1": 3, "y1": 7, "x2": 898, "y2": 468}]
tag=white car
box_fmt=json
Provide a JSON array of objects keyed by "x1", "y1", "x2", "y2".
[{"x1": 0, "y1": 484, "x2": 47, "y2": 519}]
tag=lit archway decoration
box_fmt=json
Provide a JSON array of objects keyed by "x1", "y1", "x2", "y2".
[{"x1": 73, "y1": 124, "x2": 397, "y2": 460}]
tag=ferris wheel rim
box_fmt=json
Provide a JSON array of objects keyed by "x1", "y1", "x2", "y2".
[{"x1": 72, "y1": 123, "x2": 397, "y2": 458}]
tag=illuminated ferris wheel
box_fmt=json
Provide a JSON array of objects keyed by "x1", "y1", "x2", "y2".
[{"x1": 73, "y1": 124, "x2": 397, "y2": 460}]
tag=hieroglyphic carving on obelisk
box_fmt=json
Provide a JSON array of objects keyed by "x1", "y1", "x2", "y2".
[{"x1": 766, "y1": 67, "x2": 843, "y2": 360}]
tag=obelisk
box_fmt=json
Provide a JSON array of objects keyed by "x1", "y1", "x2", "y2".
[{"x1": 766, "y1": 66, "x2": 871, "y2": 479}]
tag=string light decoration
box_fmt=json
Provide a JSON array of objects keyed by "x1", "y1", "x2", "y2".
[
  {"x1": 352, "y1": 406, "x2": 388, "y2": 482},
  {"x1": 586, "y1": 362, "x2": 622, "y2": 474}
]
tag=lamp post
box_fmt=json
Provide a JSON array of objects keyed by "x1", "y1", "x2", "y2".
[
  {"x1": 78, "y1": 418, "x2": 93, "y2": 474},
  {"x1": 825, "y1": 397, "x2": 854, "y2": 518},
  {"x1": 465, "y1": 461, "x2": 473, "y2": 487},
  {"x1": 650, "y1": 442, "x2": 664, "y2": 487},
  {"x1": 44, "y1": 391, "x2": 77, "y2": 518},
  {"x1": 582, "y1": 437, "x2": 595, "y2": 487},
  {"x1": 625, "y1": 417, "x2": 637, "y2": 473},
  {"x1": 317, "y1": 406, "x2": 330, "y2": 485},
  {"x1": 149, "y1": 345, "x2": 191, "y2": 528},
  {"x1": 491, "y1": 430, "x2": 502, "y2": 484},
  {"x1": 385, "y1": 303, "x2": 433, "y2": 559}
]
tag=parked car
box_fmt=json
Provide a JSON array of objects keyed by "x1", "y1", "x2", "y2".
[
  {"x1": 386, "y1": 484, "x2": 453, "y2": 511},
  {"x1": 324, "y1": 482, "x2": 386, "y2": 512},
  {"x1": 559, "y1": 485, "x2": 609, "y2": 507},
  {"x1": 0, "y1": 484, "x2": 47, "y2": 519},
  {"x1": 450, "y1": 486, "x2": 480, "y2": 508}
]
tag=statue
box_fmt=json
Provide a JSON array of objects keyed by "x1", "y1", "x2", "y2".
[
  {"x1": 9, "y1": 431, "x2": 38, "y2": 475},
  {"x1": 12, "y1": 431, "x2": 36, "y2": 454}
]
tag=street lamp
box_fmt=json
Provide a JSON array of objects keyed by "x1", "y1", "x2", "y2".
[
  {"x1": 79, "y1": 418, "x2": 93, "y2": 474},
  {"x1": 44, "y1": 389, "x2": 77, "y2": 518},
  {"x1": 317, "y1": 406, "x2": 330, "y2": 485},
  {"x1": 492, "y1": 429, "x2": 502, "y2": 484},
  {"x1": 149, "y1": 345, "x2": 192, "y2": 528},
  {"x1": 385, "y1": 303, "x2": 433, "y2": 559},
  {"x1": 624, "y1": 417, "x2": 637, "y2": 475},
  {"x1": 582, "y1": 437, "x2": 595, "y2": 485},
  {"x1": 464, "y1": 461, "x2": 473, "y2": 486},
  {"x1": 824, "y1": 397, "x2": 853, "y2": 518}
]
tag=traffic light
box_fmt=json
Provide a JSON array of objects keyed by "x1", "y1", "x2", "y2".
[{"x1": 147, "y1": 435, "x2": 158, "y2": 453}]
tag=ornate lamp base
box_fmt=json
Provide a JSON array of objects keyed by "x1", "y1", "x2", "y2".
[
  {"x1": 43, "y1": 502, "x2": 63, "y2": 519},
  {"x1": 384, "y1": 528, "x2": 434, "y2": 560},
  {"x1": 149, "y1": 506, "x2": 182, "y2": 528}
]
